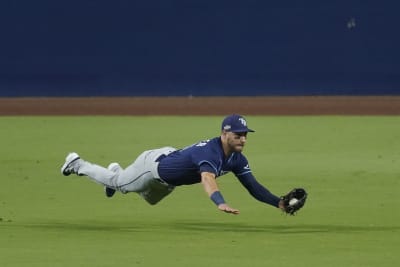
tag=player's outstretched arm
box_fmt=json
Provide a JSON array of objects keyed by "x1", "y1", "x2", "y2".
[
  {"x1": 201, "y1": 172, "x2": 240, "y2": 215},
  {"x1": 237, "y1": 173, "x2": 281, "y2": 208}
]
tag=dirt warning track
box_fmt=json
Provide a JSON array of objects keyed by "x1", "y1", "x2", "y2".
[{"x1": 0, "y1": 96, "x2": 399, "y2": 115}]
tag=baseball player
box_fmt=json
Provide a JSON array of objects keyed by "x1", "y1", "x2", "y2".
[{"x1": 61, "y1": 114, "x2": 289, "y2": 214}]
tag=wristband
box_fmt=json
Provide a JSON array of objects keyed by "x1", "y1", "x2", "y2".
[{"x1": 210, "y1": 191, "x2": 226, "y2": 206}]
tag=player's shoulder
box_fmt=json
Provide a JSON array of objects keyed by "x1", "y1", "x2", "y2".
[
  {"x1": 192, "y1": 137, "x2": 223, "y2": 157},
  {"x1": 230, "y1": 152, "x2": 251, "y2": 175},
  {"x1": 232, "y1": 151, "x2": 248, "y2": 162},
  {"x1": 206, "y1": 136, "x2": 222, "y2": 147},
  {"x1": 193, "y1": 137, "x2": 221, "y2": 149},
  {"x1": 181, "y1": 137, "x2": 221, "y2": 154}
]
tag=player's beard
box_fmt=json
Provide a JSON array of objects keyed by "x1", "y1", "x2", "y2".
[
  {"x1": 233, "y1": 144, "x2": 244, "y2": 152},
  {"x1": 227, "y1": 138, "x2": 245, "y2": 153}
]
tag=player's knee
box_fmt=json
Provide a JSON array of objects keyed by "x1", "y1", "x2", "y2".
[{"x1": 145, "y1": 198, "x2": 160, "y2": 205}]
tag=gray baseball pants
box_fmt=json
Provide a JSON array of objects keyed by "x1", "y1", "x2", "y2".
[{"x1": 74, "y1": 147, "x2": 177, "y2": 205}]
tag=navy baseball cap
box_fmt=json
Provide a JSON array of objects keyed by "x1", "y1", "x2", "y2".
[{"x1": 221, "y1": 114, "x2": 255, "y2": 133}]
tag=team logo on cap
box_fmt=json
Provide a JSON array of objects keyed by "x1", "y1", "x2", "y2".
[{"x1": 239, "y1": 118, "x2": 247, "y2": 126}]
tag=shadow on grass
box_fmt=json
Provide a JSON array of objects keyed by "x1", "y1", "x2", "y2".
[
  {"x1": 2, "y1": 221, "x2": 400, "y2": 234},
  {"x1": 170, "y1": 222, "x2": 400, "y2": 234}
]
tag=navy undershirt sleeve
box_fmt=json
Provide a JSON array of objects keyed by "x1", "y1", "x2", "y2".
[{"x1": 237, "y1": 172, "x2": 280, "y2": 207}]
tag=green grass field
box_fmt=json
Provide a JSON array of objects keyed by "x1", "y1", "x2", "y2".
[{"x1": 1, "y1": 116, "x2": 399, "y2": 267}]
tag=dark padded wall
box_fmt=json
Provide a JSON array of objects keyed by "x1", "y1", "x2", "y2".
[{"x1": 1, "y1": 1, "x2": 399, "y2": 96}]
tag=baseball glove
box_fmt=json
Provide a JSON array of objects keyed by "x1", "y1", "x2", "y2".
[{"x1": 281, "y1": 188, "x2": 308, "y2": 215}]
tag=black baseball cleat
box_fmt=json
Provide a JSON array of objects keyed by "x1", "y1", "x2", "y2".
[{"x1": 105, "y1": 187, "x2": 116, "y2": 198}]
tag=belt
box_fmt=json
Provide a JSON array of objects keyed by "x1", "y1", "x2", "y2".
[{"x1": 155, "y1": 154, "x2": 167, "y2": 162}]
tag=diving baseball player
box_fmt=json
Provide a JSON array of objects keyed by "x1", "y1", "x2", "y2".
[{"x1": 61, "y1": 114, "x2": 307, "y2": 215}]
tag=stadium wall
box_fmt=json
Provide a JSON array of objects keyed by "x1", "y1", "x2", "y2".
[{"x1": 0, "y1": 1, "x2": 399, "y2": 97}]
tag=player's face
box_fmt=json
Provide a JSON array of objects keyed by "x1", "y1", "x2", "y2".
[{"x1": 226, "y1": 132, "x2": 247, "y2": 152}]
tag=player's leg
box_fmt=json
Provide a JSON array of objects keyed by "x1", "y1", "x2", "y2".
[
  {"x1": 114, "y1": 147, "x2": 174, "y2": 193},
  {"x1": 101, "y1": 159, "x2": 176, "y2": 203},
  {"x1": 61, "y1": 152, "x2": 150, "y2": 192},
  {"x1": 139, "y1": 178, "x2": 175, "y2": 205},
  {"x1": 105, "y1": 163, "x2": 122, "y2": 197},
  {"x1": 61, "y1": 147, "x2": 176, "y2": 197},
  {"x1": 61, "y1": 153, "x2": 121, "y2": 188}
]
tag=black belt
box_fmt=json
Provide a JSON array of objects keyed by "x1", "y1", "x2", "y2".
[{"x1": 155, "y1": 154, "x2": 167, "y2": 162}]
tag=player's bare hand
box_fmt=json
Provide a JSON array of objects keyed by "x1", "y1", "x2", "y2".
[{"x1": 218, "y1": 204, "x2": 240, "y2": 215}]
